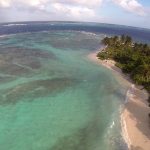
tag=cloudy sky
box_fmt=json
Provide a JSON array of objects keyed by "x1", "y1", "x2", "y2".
[{"x1": 0, "y1": 0, "x2": 150, "y2": 29}]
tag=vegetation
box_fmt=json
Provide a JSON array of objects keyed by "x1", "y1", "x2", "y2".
[
  {"x1": 98, "y1": 34, "x2": 150, "y2": 92},
  {"x1": 115, "y1": 62, "x2": 124, "y2": 68},
  {"x1": 148, "y1": 96, "x2": 150, "y2": 103}
]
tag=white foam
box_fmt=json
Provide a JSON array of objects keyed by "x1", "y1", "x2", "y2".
[
  {"x1": 100, "y1": 57, "x2": 134, "y2": 149},
  {"x1": 80, "y1": 31, "x2": 97, "y2": 36},
  {"x1": 3, "y1": 24, "x2": 26, "y2": 26},
  {"x1": 125, "y1": 84, "x2": 134, "y2": 103},
  {"x1": 0, "y1": 35, "x2": 6, "y2": 38},
  {"x1": 121, "y1": 84, "x2": 134, "y2": 150},
  {"x1": 110, "y1": 121, "x2": 115, "y2": 128}
]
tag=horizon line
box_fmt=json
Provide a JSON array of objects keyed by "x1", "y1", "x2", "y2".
[{"x1": 0, "y1": 20, "x2": 150, "y2": 30}]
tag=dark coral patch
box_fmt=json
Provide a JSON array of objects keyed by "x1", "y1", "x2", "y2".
[
  {"x1": 1, "y1": 78, "x2": 79, "y2": 104},
  {"x1": 0, "y1": 46, "x2": 56, "y2": 77}
]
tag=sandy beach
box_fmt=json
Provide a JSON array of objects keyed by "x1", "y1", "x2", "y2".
[{"x1": 88, "y1": 51, "x2": 150, "y2": 150}]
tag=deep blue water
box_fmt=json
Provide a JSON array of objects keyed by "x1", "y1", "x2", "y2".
[{"x1": 0, "y1": 21, "x2": 150, "y2": 45}]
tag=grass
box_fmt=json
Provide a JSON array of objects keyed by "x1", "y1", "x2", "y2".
[
  {"x1": 97, "y1": 52, "x2": 110, "y2": 58},
  {"x1": 97, "y1": 52, "x2": 111, "y2": 61},
  {"x1": 115, "y1": 62, "x2": 124, "y2": 68},
  {"x1": 98, "y1": 57, "x2": 105, "y2": 60},
  {"x1": 106, "y1": 47, "x2": 114, "y2": 53}
]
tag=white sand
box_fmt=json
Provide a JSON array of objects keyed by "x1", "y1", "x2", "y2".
[{"x1": 88, "y1": 51, "x2": 150, "y2": 150}]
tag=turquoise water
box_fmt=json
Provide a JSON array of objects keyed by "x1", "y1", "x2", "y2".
[{"x1": 0, "y1": 31, "x2": 130, "y2": 150}]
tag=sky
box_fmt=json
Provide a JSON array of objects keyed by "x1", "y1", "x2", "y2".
[{"x1": 0, "y1": 0, "x2": 150, "y2": 29}]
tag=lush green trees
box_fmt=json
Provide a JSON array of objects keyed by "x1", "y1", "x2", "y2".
[
  {"x1": 125, "y1": 36, "x2": 133, "y2": 46},
  {"x1": 113, "y1": 35, "x2": 119, "y2": 44},
  {"x1": 146, "y1": 69, "x2": 150, "y2": 81},
  {"x1": 121, "y1": 34, "x2": 126, "y2": 43},
  {"x1": 144, "y1": 43, "x2": 149, "y2": 49},
  {"x1": 100, "y1": 34, "x2": 150, "y2": 92}
]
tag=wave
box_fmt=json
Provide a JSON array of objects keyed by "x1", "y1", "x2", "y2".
[
  {"x1": 110, "y1": 121, "x2": 115, "y2": 128},
  {"x1": 3, "y1": 24, "x2": 26, "y2": 27},
  {"x1": 0, "y1": 35, "x2": 6, "y2": 38},
  {"x1": 121, "y1": 84, "x2": 134, "y2": 150},
  {"x1": 125, "y1": 85, "x2": 134, "y2": 104},
  {"x1": 80, "y1": 31, "x2": 97, "y2": 36},
  {"x1": 100, "y1": 58, "x2": 134, "y2": 149}
]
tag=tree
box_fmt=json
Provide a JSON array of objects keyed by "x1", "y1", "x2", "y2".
[
  {"x1": 146, "y1": 69, "x2": 150, "y2": 81},
  {"x1": 121, "y1": 34, "x2": 126, "y2": 43},
  {"x1": 134, "y1": 43, "x2": 138, "y2": 48},
  {"x1": 139, "y1": 43, "x2": 144, "y2": 49},
  {"x1": 101, "y1": 37, "x2": 113, "y2": 46},
  {"x1": 143, "y1": 43, "x2": 149, "y2": 49},
  {"x1": 125, "y1": 36, "x2": 133, "y2": 46},
  {"x1": 116, "y1": 41, "x2": 121, "y2": 49},
  {"x1": 113, "y1": 35, "x2": 119, "y2": 44}
]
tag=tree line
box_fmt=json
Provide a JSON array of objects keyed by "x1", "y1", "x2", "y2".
[{"x1": 100, "y1": 34, "x2": 150, "y2": 92}]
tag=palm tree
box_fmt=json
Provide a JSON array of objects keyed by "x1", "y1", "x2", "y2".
[
  {"x1": 143, "y1": 43, "x2": 149, "y2": 49},
  {"x1": 125, "y1": 36, "x2": 133, "y2": 46},
  {"x1": 143, "y1": 43, "x2": 149, "y2": 54},
  {"x1": 113, "y1": 35, "x2": 119, "y2": 45},
  {"x1": 121, "y1": 34, "x2": 126, "y2": 43},
  {"x1": 146, "y1": 68, "x2": 150, "y2": 81},
  {"x1": 141, "y1": 57, "x2": 150, "y2": 81}
]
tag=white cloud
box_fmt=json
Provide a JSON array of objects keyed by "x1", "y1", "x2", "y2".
[
  {"x1": 0, "y1": 0, "x2": 103, "y2": 9},
  {"x1": 0, "y1": 0, "x2": 103, "y2": 22},
  {"x1": 51, "y1": 3, "x2": 95, "y2": 17},
  {"x1": 50, "y1": 3, "x2": 103, "y2": 22},
  {"x1": 0, "y1": 0, "x2": 11, "y2": 8},
  {"x1": 0, "y1": 0, "x2": 103, "y2": 16},
  {"x1": 108, "y1": 0, "x2": 147, "y2": 17}
]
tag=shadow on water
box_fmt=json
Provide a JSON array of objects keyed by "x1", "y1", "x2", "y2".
[
  {"x1": 0, "y1": 78, "x2": 79, "y2": 105},
  {"x1": 0, "y1": 76, "x2": 16, "y2": 83},
  {"x1": 130, "y1": 145, "x2": 144, "y2": 150},
  {"x1": 49, "y1": 118, "x2": 103, "y2": 150},
  {"x1": 0, "y1": 46, "x2": 56, "y2": 76},
  {"x1": 48, "y1": 114, "x2": 127, "y2": 150}
]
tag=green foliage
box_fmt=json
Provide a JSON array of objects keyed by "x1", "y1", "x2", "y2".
[
  {"x1": 100, "y1": 34, "x2": 150, "y2": 92},
  {"x1": 125, "y1": 36, "x2": 133, "y2": 46},
  {"x1": 145, "y1": 83, "x2": 150, "y2": 92},
  {"x1": 148, "y1": 96, "x2": 150, "y2": 103},
  {"x1": 121, "y1": 34, "x2": 126, "y2": 43},
  {"x1": 98, "y1": 57, "x2": 105, "y2": 60},
  {"x1": 97, "y1": 52, "x2": 110, "y2": 59},
  {"x1": 113, "y1": 35, "x2": 119, "y2": 44},
  {"x1": 143, "y1": 43, "x2": 149, "y2": 49},
  {"x1": 115, "y1": 62, "x2": 124, "y2": 68},
  {"x1": 122, "y1": 63, "x2": 136, "y2": 73}
]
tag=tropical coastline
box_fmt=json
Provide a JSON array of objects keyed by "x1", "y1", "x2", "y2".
[
  {"x1": 1, "y1": 22, "x2": 150, "y2": 150},
  {"x1": 88, "y1": 50, "x2": 150, "y2": 150}
]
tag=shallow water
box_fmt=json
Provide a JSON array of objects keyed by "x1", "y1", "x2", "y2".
[{"x1": 0, "y1": 30, "x2": 130, "y2": 150}]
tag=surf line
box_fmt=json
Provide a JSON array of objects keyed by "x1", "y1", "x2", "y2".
[
  {"x1": 121, "y1": 84, "x2": 134, "y2": 150},
  {"x1": 102, "y1": 61, "x2": 134, "y2": 149}
]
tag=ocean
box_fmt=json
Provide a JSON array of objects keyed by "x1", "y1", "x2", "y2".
[{"x1": 0, "y1": 22, "x2": 150, "y2": 150}]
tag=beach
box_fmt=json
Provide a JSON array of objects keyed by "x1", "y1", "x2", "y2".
[{"x1": 88, "y1": 51, "x2": 150, "y2": 150}]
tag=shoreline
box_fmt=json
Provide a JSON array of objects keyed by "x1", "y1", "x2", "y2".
[{"x1": 88, "y1": 51, "x2": 150, "y2": 150}]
